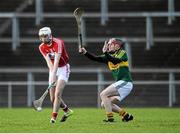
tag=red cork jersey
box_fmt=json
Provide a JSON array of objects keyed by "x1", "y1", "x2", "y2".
[{"x1": 39, "y1": 37, "x2": 69, "y2": 67}]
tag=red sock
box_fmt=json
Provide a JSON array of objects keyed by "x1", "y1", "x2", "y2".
[{"x1": 52, "y1": 112, "x2": 58, "y2": 119}]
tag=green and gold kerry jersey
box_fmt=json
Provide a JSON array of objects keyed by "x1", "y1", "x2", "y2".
[{"x1": 102, "y1": 50, "x2": 133, "y2": 82}]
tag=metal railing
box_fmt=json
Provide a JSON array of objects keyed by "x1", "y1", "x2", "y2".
[
  {"x1": 0, "y1": 68, "x2": 180, "y2": 108},
  {"x1": 1, "y1": 12, "x2": 180, "y2": 51}
]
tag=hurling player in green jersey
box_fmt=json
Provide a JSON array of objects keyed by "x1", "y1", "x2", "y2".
[{"x1": 79, "y1": 38, "x2": 133, "y2": 122}]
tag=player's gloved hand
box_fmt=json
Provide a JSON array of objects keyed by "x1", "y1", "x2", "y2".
[
  {"x1": 79, "y1": 47, "x2": 87, "y2": 54},
  {"x1": 102, "y1": 40, "x2": 109, "y2": 53}
]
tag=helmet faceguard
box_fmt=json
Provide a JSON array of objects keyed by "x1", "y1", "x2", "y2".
[
  {"x1": 39, "y1": 27, "x2": 52, "y2": 44},
  {"x1": 107, "y1": 38, "x2": 125, "y2": 53}
]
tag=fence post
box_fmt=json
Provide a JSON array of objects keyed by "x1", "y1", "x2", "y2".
[
  {"x1": 8, "y1": 82, "x2": 12, "y2": 108},
  {"x1": 169, "y1": 72, "x2": 176, "y2": 107},
  {"x1": 146, "y1": 16, "x2": 154, "y2": 50},
  {"x1": 97, "y1": 69, "x2": 104, "y2": 108},
  {"x1": 12, "y1": 15, "x2": 20, "y2": 51},
  {"x1": 168, "y1": 0, "x2": 175, "y2": 25},
  {"x1": 101, "y1": 0, "x2": 108, "y2": 25},
  {"x1": 36, "y1": 0, "x2": 43, "y2": 25},
  {"x1": 124, "y1": 40, "x2": 132, "y2": 69},
  {"x1": 27, "y1": 72, "x2": 35, "y2": 107}
]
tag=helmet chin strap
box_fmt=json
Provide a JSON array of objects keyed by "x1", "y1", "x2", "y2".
[
  {"x1": 46, "y1": 40, "x2": 52, "y2": 46},
  {"x1": 46, "y1": 36, "x2": 52, "y2": 44},
  {"x1": 39, "y1": 34, "x2": 52, "y2": 44},
  {"x1": 45, "y1": 40, "x2": 51, "y2": 44},
  {"x1": 40, "y1": 37, "x2": 52, "y2": 44},
  {"x1": 41, "y1": 40, "x2": 50, "y2": 45}
]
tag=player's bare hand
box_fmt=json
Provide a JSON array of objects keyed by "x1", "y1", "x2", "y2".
[
  {"x1": 102, "y1": 40, "x2": 109, "y2": 53},
  {"x1": 79, "y1": 47, "x2": 87, "y2": 54}
]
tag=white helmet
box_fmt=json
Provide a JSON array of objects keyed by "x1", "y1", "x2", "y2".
[{"x1": 39, "y1": 27, "x2": 52, "y2": 43}]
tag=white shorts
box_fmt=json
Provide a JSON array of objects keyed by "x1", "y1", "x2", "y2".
[
  {"x1": 112, "y1": 80, "x2": 133, "y2": 101},
  {"x1": 49, "y1": 64, "x2": 70, "y2": 84}
]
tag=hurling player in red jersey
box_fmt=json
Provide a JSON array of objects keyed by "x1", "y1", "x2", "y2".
[{"x1": 39, "y1": 27, "x2": 73, "y2": 123}]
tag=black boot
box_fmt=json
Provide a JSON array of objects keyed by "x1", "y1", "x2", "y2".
[
  {"x1": 122, "y1": 113, "x2": 133, "y2": 122},
  {"x1": 103, "y1": 118, "x2": 114, "y2": 122}
]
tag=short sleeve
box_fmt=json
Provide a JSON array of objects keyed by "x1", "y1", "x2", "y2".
[
  {"x1": 117, "y1": 50, "x2": 128, "y2": 61},
  {"x1": 39, "y1": 45, "x2": 47, "y2": 57},
  {"x1": 54, "y1": 40, "x2": 64, "y2": 54}
]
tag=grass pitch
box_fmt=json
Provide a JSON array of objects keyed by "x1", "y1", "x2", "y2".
[{"x1": 0, "y1": 108, "x2": 180, "y2": 133}]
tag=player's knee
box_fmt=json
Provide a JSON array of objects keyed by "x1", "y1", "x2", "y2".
[
  {"x1": 101, "y1": 102, "x2": 104, "y2": 108},
  {"x1": 50, "y1": 96, "x2": 54, "y2": 103},
  {"x1": 54, "y1": 92, "x2": 61, "y2": 99},
  {"x1": 100, "y1": 91, "x2": 107, "y2": 100},
  {"x1": 111, "y1": 97, "x2": 120, "y2": 103}
]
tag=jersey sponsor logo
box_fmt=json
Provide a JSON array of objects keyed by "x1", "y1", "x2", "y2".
[{"x1": 108, "y1": 61, "x2": 128, "y2": 70}]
